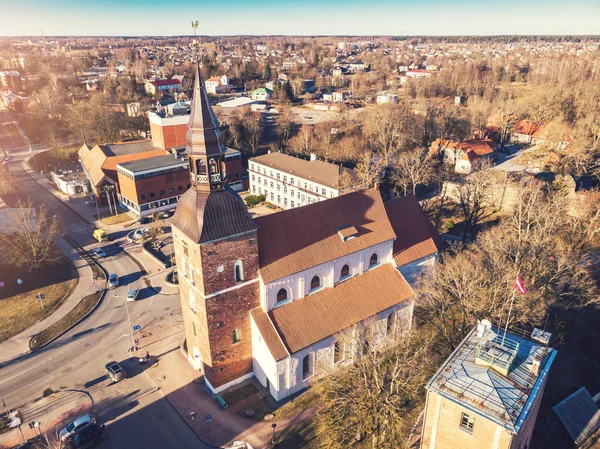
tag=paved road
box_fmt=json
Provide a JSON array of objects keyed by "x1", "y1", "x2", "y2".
[{"x1": 0, "y1": 122, "x2": 205, "y2": 448}]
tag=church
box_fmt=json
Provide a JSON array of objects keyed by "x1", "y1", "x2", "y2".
[{"x1": 170, "y1": 64, "x2": 443, "y2": 400}]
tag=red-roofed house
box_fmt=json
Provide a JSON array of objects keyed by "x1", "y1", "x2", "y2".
[
  {"x1": 430, "y1": 138, "x2": 498, "y2": 174},
  {"x1": 510, "y1": 120, "x2": 542, "y2": 145}
]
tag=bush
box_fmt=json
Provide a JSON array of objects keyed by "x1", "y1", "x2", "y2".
[
  {"x1": 442, "y1": 219, "x2": 455, "y2": 233},
  {"x1": 244, "y1": 194, "x2": 265, "y2": 207}
]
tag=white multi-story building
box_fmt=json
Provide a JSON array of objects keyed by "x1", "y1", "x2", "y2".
[{"x1": 248, "y1": 152, "x2": 357, "y2": 209}]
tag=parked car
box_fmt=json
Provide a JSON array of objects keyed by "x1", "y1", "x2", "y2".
[
  {"x1": 92, "y1": 248, "x2": 106, "y2": 258},
  {"x1": 108, "y1": 274, "x2": 119, "y2": 289},
  {"x1": 139, "y1": 216, "x2": 152, "y2": 224},
  {"x1": 127, "y1": 228, "x2": 148, "y2": 243},
  {"x1": 105, "y1": 361, "x2": 126, "y2": 382},
  {"x1": 126, "y1": 289, "x2": 139, "y2": 301},
  {"x1": 68, "y1": 423, "x2": 105, "y2": 448},
  {"x1": 59, "y1": 414, "x2": 96, "y2": 441},
  {"x1": 158, "y1": 211, "x2": 173, "y2": 219}
]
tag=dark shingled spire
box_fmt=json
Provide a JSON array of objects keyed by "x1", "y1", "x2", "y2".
[
  {"x1": 170, "y1": 62, "x2": 258, "y2": 244},
  {"x1": 186, "y1": 62, "x2": 226, "y2": 158}
]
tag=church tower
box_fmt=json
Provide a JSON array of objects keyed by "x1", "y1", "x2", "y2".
[{"x1": 171, "y1": 63, "x2": 260, "y2": 392}]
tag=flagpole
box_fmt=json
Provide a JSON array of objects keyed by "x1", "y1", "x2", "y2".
[{"x1": 501, "y1": 287, "x2": 516, "y2": 347}]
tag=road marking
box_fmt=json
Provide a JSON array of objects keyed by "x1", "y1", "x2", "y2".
[{"x1": 115, "y1": 334, "x2": 129, "y2": 342}]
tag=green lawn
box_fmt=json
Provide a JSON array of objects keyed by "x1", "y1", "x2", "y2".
[{"x1": 0, "y1": 278, "x2": 78, "y2": 343}]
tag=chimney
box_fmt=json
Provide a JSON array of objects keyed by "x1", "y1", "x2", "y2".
[
  {"x1": 530, "y1": 359, "x2": 541, "y2": 376},
  {"x1": 310, "y1": 153, "x2": 317, "y2": 161}
]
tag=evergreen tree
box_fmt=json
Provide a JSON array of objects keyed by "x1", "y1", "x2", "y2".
[
  {"x1": 263, "y1": 63, "x2": 272, "y2": 81},
  {"x1": 284, "y1": 81, "x2": 294, "y2": 103},
  {"x1": 313, "y1": 53, "x2": 319, "y2": 67}
]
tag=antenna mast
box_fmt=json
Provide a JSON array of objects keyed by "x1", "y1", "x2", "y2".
[{"x1": 191, "y1": 20, "x2": 200, "y2": 64}]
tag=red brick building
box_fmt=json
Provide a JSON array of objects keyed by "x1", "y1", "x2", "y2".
[
  {"x1": 78, "y1": 140, "x2": 166, "y2": 206},
  {"x1": 117, "y1": 154, "x2": 190, "y2": 217},
  {"x1": 149, "y1": 105, "x2": 248, "y2": 191}
]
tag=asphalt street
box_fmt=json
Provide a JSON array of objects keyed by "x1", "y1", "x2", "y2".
[{"x1": 0, "y1": 112, "x2": 207, "y2": 448}]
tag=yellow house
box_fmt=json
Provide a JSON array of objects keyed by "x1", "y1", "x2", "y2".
[{"x1": 421, "y1": 322, "x2": 556, "y2": 449}]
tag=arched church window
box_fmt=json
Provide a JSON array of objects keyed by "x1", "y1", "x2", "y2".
[
  {"x1": 310, "y1": 275, "x2": 320, "y2": 290},
  {"x1": 340, "y1": 264, "x2": 350, "y2": 278},
  {"x1": 277, "y1": 288, "x2": 288, "y2": 303},
  {"x1": 234, "y1": 260, "x2": 244, "y2": 283}
]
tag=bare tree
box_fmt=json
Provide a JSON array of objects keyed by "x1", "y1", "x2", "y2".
[
  {"x1": 354, "y1": 150, "x2": 385, "y2": 189},
  {"x1": 456, "y1": 162, "x2": 494, "y2": 241},
  {"x1": 315, "y1": 332, "x2": 434, "y2": 449},
  {"x1": 244, "y1": 110, "x2": 263, "y2": 156},
  {"x1": 391, "y1": 149, "x2": 436, "y2": 196},
  {"x1": 277, "y1": 107, "x2": 297, "y2": 146},
  {"x1": 0, "y1": 200, "x2": 62, "y2": 270},
  {"x1": 0, "y1": 170, "x2": 14, "y2": 195},
  {"x1": 289, "y1": 126, "x2": 314, "y2": 156}
]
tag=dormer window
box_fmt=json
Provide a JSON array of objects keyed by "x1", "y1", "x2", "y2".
[{"x1": 337, "y1": 225, "x2": 358, "y2": 242}]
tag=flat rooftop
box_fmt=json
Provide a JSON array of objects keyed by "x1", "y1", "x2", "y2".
[
  {"x1": 426, "y1": 324, "x2": 556, "y2": 434},
  {"x1": 216, "y1": 97, "x2": 256, "y2": 108},
  {"x1": 99, "y1": 140, "x2": 157, "y2": 157},
  {"x1": 118, "y1": 154, "x2": 188, "y2": 173}
]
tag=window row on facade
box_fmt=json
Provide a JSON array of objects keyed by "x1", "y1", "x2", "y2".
[
  {"x1": 250, "y1": 172, "x2": 334, "y2": 199},
  {"x1": 300, "y1": 312, "x2": 396, "y2": 380},
  {"x1": 274, "y1": 253, "x2": 380, "y2": 305}
]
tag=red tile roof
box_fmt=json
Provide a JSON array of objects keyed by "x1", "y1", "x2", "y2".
[
  {"x1": 511, "y1": 120, "x2": 542, "y2": 136},
  {"x1": 384, "y1": 195, "x2": 443, "y2": 266},
  {"x1": 265, "y1": 264, "x2": 414, "y2": 354},
  {"x1": 255, "y1": 188, "x2": 396, "y2": 284},
  {"x1": 250, "y1": 308, "x2": 289, "y2": 361}
]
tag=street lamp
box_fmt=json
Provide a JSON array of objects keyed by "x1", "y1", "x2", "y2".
[
  {"x1": 114, "y1": 294, "x2": 137, "y2": 354},
  {"x1": 271, "y1": 423, "x2": 277, "y2": 445}
]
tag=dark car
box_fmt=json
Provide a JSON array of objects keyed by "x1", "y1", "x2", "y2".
[
  {"x1": 69, "y1": 423, "x2": 105, "y2": 448},
  {"x1": 105, "y1": 361, "x2": 126, "y2": 382},
  {"x1": 139, "y1": 216, "x2": 152, "y2": 224}
]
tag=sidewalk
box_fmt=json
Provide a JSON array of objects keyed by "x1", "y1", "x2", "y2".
[
  {"x1": 0, "y1": 236, "x2": 104, "y2": 365},
  {"x1": 0, "y1": 390, "x2": 92, "y2": 448},
  {"x1": 140, "y1": 318, "x2": 315, "y2": 449}
]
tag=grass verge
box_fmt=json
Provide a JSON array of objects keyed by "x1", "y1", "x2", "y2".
[
  {"x1": 101, "y1": 212, "x2": 135, "y2": 226},
  {"x1": 29, "y1": 289, "x2": 104, "y2": 351},
  {"x1": 0, "y1": 279, "x2": 78, "y2": 343}
]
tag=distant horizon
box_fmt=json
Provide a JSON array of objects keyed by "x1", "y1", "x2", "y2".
[
  {"x1": 1, "y1": 0, "x2": 598, "y2": 37},
  {"x1": 2, "y1": 34, "x2": 600, "y2": 39}
]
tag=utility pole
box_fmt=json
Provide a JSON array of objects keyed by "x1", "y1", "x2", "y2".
[{"x1": 115, "y1": 294, "x2": 136, "y2": 354}]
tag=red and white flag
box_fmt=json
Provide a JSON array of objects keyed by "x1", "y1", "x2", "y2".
[{"x1": 515, "y1": 274, "x2": 527, "y2": 295}]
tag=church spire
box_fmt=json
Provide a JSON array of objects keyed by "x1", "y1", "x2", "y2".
[
  {"x1": 187, "y1": 62, "x2": 227, "y2": 192},
  {"x1": 186, "y1": 62, "x2": 226, "y2": 158}
]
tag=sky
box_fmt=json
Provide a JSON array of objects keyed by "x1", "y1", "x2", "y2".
[{"x1": 0, "y1": 0, "x2": 599, "y2": 37}]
